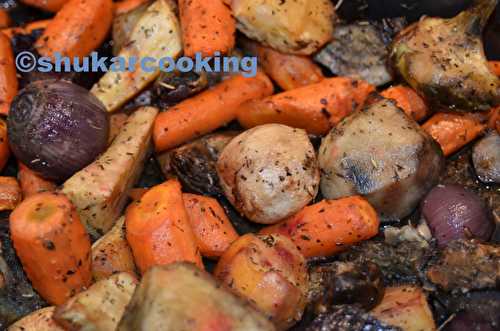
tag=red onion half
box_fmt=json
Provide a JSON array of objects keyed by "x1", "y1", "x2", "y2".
[{"x1": 421, "y1": 184, "x2": 494, "y2": 247}]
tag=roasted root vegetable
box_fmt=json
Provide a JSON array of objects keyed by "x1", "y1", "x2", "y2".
[
  {"x1": 1, "y1": 19, "x2": 51, "y2": 39},
  {"x1": 231, "y1": 0, "x2": 335, "y2": 55},
  {"x1": 108, "y1": 113, "x2": 129, "y2": 144},
  {"x1": 422, "y1": 112, "x2": 487, "y2": 156},
  {"x1": 472, "y1": 131, "x2": 500, "y2": 183},
  {"x1": 9, "y1": 192, "x2": 92, "y2": 305},
  {"x1": 217, "y1": 124, "x2": 319, "y2": 224},
  {"x1": 236, "y1": 77, "x2": 374, "y2": 135},
  {"x1": 20, "y1": 0, "x2": 69, "y2": 12},
  {"x1": 390, "y1": 0, "x2": 500, "y2": 112},
  {"x1": 319, "y1": 98, "x2": 445, "y2": 220},
  {"x1": 0, "y1": 10, "x2": 9, "y2": 29},
  {"x1": 0, "y1": 177, "x2": 21, "y2": 211},
  {"x1": 153, "y1": 71, "x2": 273, "y2": 152},
  {"x1": 126, "y1": 180, "x2": 203, "y2": 273},
  {"x1": 62, "y1": 106, "x2": 158, "y2": 237},
  {"x1": 116, "y1": 263, "x2": 276, "y2": 331},
  {"x1": 179, "y1": 0, "x2": 235, "y2": 57},
  {"x1": 91, "y1": 0, "x2": 182, "y2": 112},
  {"x1": 8, "y1": 80, "x2": 109, "y2": 182},
  {"x1": 54, "y1": 272, "x2": 137, "y2": 331},
  {"x1": 0, "y1": 32, "x2": 18, "y2": 116},
  {"x1": 215, "y1": 234, "x2": 308, "y2": 330},
  {"x1": 111, "y1": 1, "x2": 149, "y2": 55},
  {"x1": 17, "y1": 163, "x2": 56, "y2": 198},
  {"x1": 91, "y1": 217, "x2": 136, "y2": 281},
  {"x1": 260, "y1": 197, "x2": 379, "y2": 258},
  {"x1": 241, "y1": 38, "x2": 324, "y2": 90},
  {"x1": 381, "y1": 85, "x2": 429, "y2": 122},
  {"x1": 183, "y1": 193, "x2": 239, "y2": 258},
  {"x1": 371, "y1": 286, "x2": 436, "y2": 331},
  {"x1": 113, "y1": 0, "x2": 151, "y2": 16},
  {"x1": 490, "y1": 61, "x2": 500, "y2": 76},
  {"x1": 34, "y1": 0, "x2": 113, "y2": 58},
  {"x1": 0, "y1": 119, "x2": 9, "y2": 172},
  {"x1": 7, "y1": 307, "x2": 64, "y2": 331}
]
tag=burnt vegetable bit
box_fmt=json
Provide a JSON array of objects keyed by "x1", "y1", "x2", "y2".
[
  {"x1": 472, "y1": 130, "x2": 500, "y2": 183},
  {"x1": 390, "y1": 0, "x2": 500, "y2": 112}
]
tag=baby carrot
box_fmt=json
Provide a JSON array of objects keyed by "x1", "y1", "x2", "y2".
[
  {"x1": 20, "y1": 0, "x2": 69, "y2": 12},
  {"x1": 10, "y1": 192, "x2": 92, "y2": 305},
  {"x1": 236, "y1": 77, "x2": 375, "y2": 135},
  {"x1": 422, "y1": 112, "x2": 487, "y2": 156},
  {"x1": 179, "y1": 0, "x2": 235, "y2": 57},
  {"x1": 381, "y1": 85, "x2": 429, "y2": 122},
  {"x1": 125, "y1": 180, "x2": 203, "y2": 274},
  {"x1": 17, "y1": 162, "x2": 57, "y2": 198},
  {"x1": 183, "y1": 193, "x2": 239, "y2": 258},
  {"x1": 0, "y1": 9, "x2": 10, "y2": 28},
  {"x1": 153, "y1": 72, "x2": 274, "y2": 152},
  {"x1": 0, "y1": 176, "x2": 21, "y2": 211},
  {"x1": 489, "y1": 61, "x2": 500, "y2": 76},
  {"x1": 0, "y1": 118, "x2": 9, "y2": 172},
  {"x1": 242, "y1": 38, "x2": 324, "y2": 90},
  {"x1": 114, "y1": 0, "x2": 150, "y2": 15},
  {"x1": 1, "y1": 19, "x2": 51, "y2": 39},
  {"x1": 35, "y1": 0, "x2": 113, "y2": 59},
  {"x1": 260, "y1": 197, "x2": 379, "y2": 258},
  {"x1": 0, "y1": 32, "x2": 18, "y2": 115}
]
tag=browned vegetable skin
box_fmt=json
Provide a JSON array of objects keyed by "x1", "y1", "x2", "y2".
[
  {"x1": 0, "y1": 177, "x2": 21, "y2": 211},
  {"x1": 91, "y1": 216, "x2": 136, "y2": 281},
  {"x1": 54, "y1": 272, "x2": 138, "y2": 331},
  {"x1": 390, "y1": 0, "x2": 500, "y2": 112},
  {"x1": 61, "y1": 106, "x2": 158, "y2": 237},
  {"x1": 215, "y1": 234, "x2": 308, "y2": 330},
  {"x1": 116, "y1": 263, "x2": 276, "y2": 331},
  {"x1": 7, "y1": 307, "x2": 64, "y2": 331}
]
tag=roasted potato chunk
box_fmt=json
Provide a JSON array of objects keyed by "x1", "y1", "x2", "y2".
[
  {"x1": 8, "y1": 307, "x2": 64, "y2": 331},
  {"x1": 215, "y1": 234, "x2": 308, "y2": 330},
  {"x1": 54, "y1": 272, "x2": 138, "y2": 331},
  {"x1": 231, "y1": 0, "x2": 335, "y2": 55},
  {"x1": 217, "y1": 124, "x2": 319, "y2": 224},
  {"x1": 371, "y1": 286, "x2": 436, "y2": 331},
  {"x1": 91, "y1": 217, "x2": 136, "y2": 281},
  {"x1": 319, "y1": 98, "x2": 444, "y2": 221},
  {"x1": 116, "y1": 263, "x2": 275, "y2": 331},
  {"x1": 390, "y1": 0, "x2": 500, "y2": 112}
]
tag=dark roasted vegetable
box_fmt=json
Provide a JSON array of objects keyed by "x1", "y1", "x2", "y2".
[
  {"x1": 443, "y1": 311, "x2": 496, "y2": 331},
  {"x1": 8, "y1": 80, "x2": 109, "y2": 182},
  {"x1": 440, "y1": 291, "x2": 500, "y2": 329},
  {"x1": 305, "y1": 305, "x2": 401, "y2": 331},
  {"x1": 472, "y1": 131, "x2": 500, "y2": 184},
  {"x1": 390, "y1": 0, "x2": 500, "y2": 112},
  {"x1": 421, "y1": 184, "x2": 494, "y2": 246},
  {"x1": 319, "y1": 98, "x2": 445, "y2": 221},
  {"x1": 153, "y1": 70, "x2": 213, "y2": 108},
  {"x1": 308, "y1": 261, "x2": 384, "y2": 312},
  {"x1": 426, "y1": 239, "x2": 500, "y2": 292},
  {"x1": 314, "y1": 18, "x2": 406, "y2": 86}
]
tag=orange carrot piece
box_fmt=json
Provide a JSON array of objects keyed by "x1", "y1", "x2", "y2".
[
  {"x1": 153, "y1": 72, "x2": 274, "y2": 152},
  {"x1": 20, "y1": 0, "x2": 69, "y2": 12},
  {"x1": 0, "y1": 9, "x2": 10, "y2": 28},
  {"x1": 10, "y1": 192, "x2": 92, "y2": 305},
  {"x1": 1, "y1": 19, "x2": 51, "y2": 39},
  {"x1": 0, "y1": 32, "x2": 18, "y2": 116},
  {"x1": 381, "y1": 85, "x2": 429, "y2": 122},
  {"x1": 0, "y1": 177, "x2": 21, "y2": 211},
  {"x1": 183, "y1": 193, "x2": 239, "y2": 259},
  {"x1": 489, "y1": 106, "x2": 500, "y2": 134},
  {"x1": 126, "y1": 179, "x2": 203, "y2": 273},
  {"x1": 422, "y1": 112, "x2": 487, "y2": 156},
  {"x1": 242, "y1": 39, "x2": 324, "y2": 90},
  {"x1": 0, "y1": 119, "x2": 9, "y2": 172},
  {"x1": 489, "y1": 61, "x2": 500, "y2": 76},
  {"x1": 237, "y1": 77, "x2": 375, "y2": 135},
  {"x1": 17, "y1": 163, "x2": 57, "y2": 198},
  {"x1": 113, "y1": 0, "x2": 150, "y2": 15},
  {"x1": 128, "y1": 187, "x2": 147, "y2": 201},
  {"x1": 260, "y1": 197, "x2": 379, "y2": 258},
  {"x1": 179, "y1": 0, "x2": 235, "y2": 57},
  {"x1": 35, "y1": 0, "x2": 113, "y2": 59}
]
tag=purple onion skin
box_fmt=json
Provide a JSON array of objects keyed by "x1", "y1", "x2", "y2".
[
  {"x1": 421, "y1": 184, "x2": 494, "y2": 247},
  {"x1": 8, "y1": 80, "x2": 109, "y2": 182},
  {"x1": 443, "y1": 311, "x2": 495, "y2": 331}
]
